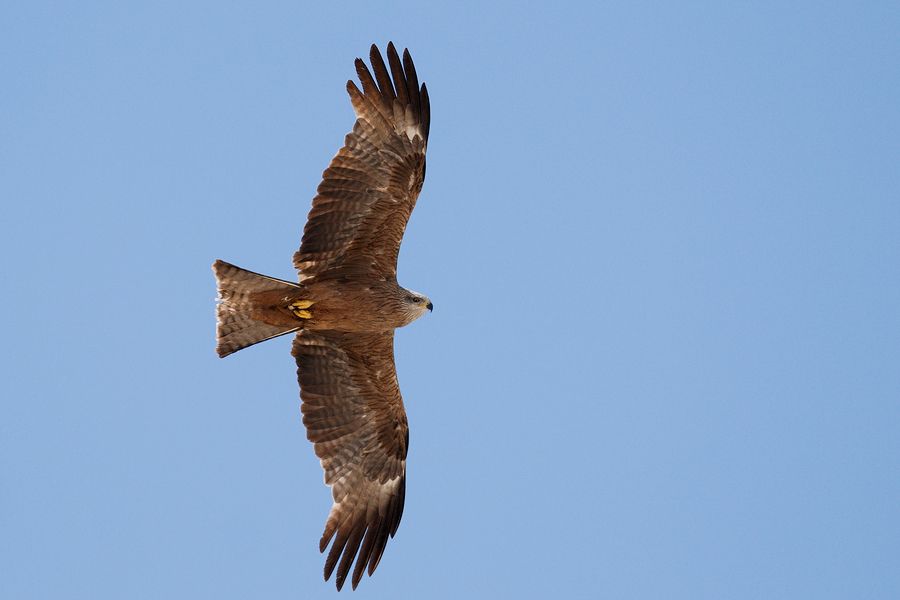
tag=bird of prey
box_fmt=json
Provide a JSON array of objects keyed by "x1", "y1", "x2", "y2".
[{"x1": 212, "y1": 42, "x2": 432, "y2": 591}]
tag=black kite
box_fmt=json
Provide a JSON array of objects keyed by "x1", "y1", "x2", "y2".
[{"x1": 212, "y1": 42, "x2": 432, "y2": 591}]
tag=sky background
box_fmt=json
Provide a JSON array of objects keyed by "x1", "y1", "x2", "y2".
[{"x1": 2, "y1": 2, "x2": 899, "y2": 599}]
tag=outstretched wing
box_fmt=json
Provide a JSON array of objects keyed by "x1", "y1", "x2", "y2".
[
  {"x1": 294, "y1": 42, "x2": 430, "y2": 282},
  {"x1": 292, "y1": 331, "x2": 409, "y2": 591}
]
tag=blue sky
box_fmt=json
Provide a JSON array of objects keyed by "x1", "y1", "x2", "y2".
[{"x1": 2, "y1": 2, "x2": 898, "y2": 598}]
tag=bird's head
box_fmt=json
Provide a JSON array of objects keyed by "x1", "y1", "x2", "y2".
[{"x1": 402, "y1": 290, "x2": 433, "y2": 323}]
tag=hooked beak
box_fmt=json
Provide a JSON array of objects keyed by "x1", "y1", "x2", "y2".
[{"x1": 426, "y1": 301, "x2": 433, "y2": 312}]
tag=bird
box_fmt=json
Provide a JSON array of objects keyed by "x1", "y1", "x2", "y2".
[{"x1": 212, "y1": 42, "x2": 431, "y2": 591}]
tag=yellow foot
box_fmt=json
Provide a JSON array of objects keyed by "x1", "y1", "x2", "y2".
[{"x1": 289, "y1": 300, "x2": 314, "y2": 319}]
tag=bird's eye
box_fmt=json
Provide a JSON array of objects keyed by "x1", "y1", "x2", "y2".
[{"x1": 412, "y1": 297, "x2": 421, "y2": 303}]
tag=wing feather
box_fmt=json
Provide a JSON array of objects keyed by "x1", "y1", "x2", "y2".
[
  {"x1": 402, "y1": 48, "x2": 421, "y2": 117},
  {"x1": 369, "y1": 44, "x2": 396, "y2": 108},
  {"x1": 420, "y1": 83, "x2": 431, "y2": 142},
  {"x1": 386, "y1": 42, "x2": 410, "y2": 109},
  {"x1": 294, "y1": 43, "x2": 429, "y2": 282},
  {"x1": 293, "y1": 331, "x2": 409, "y2": 591}
]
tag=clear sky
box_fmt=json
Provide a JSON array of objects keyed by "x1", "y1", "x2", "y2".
[{"x1": 2, "y1": 2, "x2": 898, "y2": 598}]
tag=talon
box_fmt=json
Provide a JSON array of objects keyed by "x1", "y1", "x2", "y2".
[{"x1": 289, "y1": 300, "x2": 315, "y2": 319}]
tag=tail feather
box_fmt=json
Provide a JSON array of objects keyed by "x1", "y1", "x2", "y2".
[{"x1": 212, "y1": 259, "x2": 301, "y2": 357}]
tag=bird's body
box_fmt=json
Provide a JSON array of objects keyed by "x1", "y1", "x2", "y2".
[
  {"x1": 213, "y1": 264, "x2": 429, "y2": 335},
  {"x1": 212, "y1": 43, "x2": 432, "y2": 591}
]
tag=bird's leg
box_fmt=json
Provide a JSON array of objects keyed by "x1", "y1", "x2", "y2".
[{"x1": 289, "y1": 299, "x2": 314, "y2": 319}]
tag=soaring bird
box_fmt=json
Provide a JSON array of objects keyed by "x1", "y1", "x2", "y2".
[{"x1": 212, "y1": 42, "x2": 431, "y2": 591}]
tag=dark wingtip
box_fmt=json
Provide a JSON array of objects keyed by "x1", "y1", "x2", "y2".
[
  {"x1": 421, "y1": 82, "x2": 430, "y2": 141},
  {"x1": 368, "y1": 42, "x2": 396, "y2": 101}
]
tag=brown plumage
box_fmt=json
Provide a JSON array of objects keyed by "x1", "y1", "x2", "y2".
[{"x1": 212, "y1": 42, "x2": 432, "y2": 590}]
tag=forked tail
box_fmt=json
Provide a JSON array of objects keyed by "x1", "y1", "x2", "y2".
[{"x1": 212, "y1": 259, "x2": 301, "y2": 357}]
